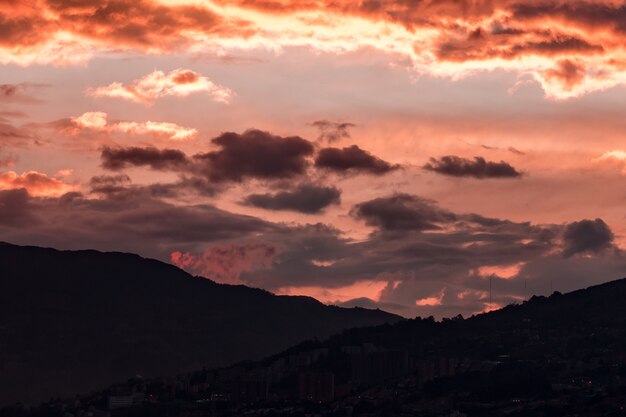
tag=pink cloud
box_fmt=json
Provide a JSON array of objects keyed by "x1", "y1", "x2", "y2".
[
  {"x1": 171, "y1": 242, "x2": 281, "y2": 284},
  {"x1": 87, "y1": 69, "x2": 234, "y2": 105}
]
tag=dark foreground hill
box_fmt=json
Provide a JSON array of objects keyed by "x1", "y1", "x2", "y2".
[
  {"x1": 15, "y1": 276, "x2": 626, "y2": 417},
  {"x1": 0, "y1": 242, "x2": 401, "y2": 406}
]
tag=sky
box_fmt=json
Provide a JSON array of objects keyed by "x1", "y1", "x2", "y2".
[{"x1": 2, "y1": 0, "x2": 626, "y2": 318}]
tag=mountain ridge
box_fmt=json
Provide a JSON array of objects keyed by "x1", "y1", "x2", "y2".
[{"x1": 0, "y1": 242, "x2": 401, "y2": 405}]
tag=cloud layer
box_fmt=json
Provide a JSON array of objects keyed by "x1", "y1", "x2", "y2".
[{"x1": 5, "y1": 1, "x2": 626, "y2": 98}]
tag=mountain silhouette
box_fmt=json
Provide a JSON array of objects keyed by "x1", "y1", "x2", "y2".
[
  {"x1": 7, "y1": 273, "x2": 626, "y2": 416},
  {"x1": 0, "y1": 242, "x2": 401, "y2": 406}
]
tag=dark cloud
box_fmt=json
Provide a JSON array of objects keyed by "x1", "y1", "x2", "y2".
[
  {"x1": 89, "y1": 174, "x2": 132, "y2": 195},
  {"x1": 507, "y1": 36, "x2": 603, "y2": 58},
  {"x1": 243, "y1": 184, "x2": 341, "y2": 214},
  {"x1": 175, "y1": 176, "x2": 223, "y2": 197},
  {"x1": 424, "y1": 155, "x2": 522, "y2": 179},
  {"x1": 193, "y1": 129, "x2": 315, "y2": 182},
  {"x1": 543, "y1": 59, "x2": 586, "y2": 91},
  {"x1": 512, "y1": 2, "x2": 626, "y2": 35},
  {"x1": 563, "y1": 218, "x2": 615, "y2": 258},
  {"x1": 437, "y1": 34, "x2": 603, "y2": 62},
  {"x1": 0, "y1": 188, "x2": 38, "y2": 227},
  {"x1": 311, "y1": 120, "x2": 355, "y2": 143},
  {"x1": 351, "y1": 193, "x2": 456, "y2": 232},
  {"x1": 101, "y1": 146, "x2": 189, "y2": 171},
  {"x1": 89, "y1": 174, "x2": 220, "y2": 200},
  {"x1": 0, "y1": 189, "x2": 275, "y2": 260},
  {"x1": 315, "y1": 145, "x2": 398, "y2": 175}
]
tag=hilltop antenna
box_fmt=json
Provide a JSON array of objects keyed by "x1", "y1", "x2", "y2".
[
  {"x1": 524, "y1": 278, "x2": 527, "y2": 302},
  {"x1": 489, "y1": 276, "x2": 493, "y2": 308}
]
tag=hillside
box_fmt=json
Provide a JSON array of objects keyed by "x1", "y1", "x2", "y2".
[
  {"x1": 0, "y1": 242, "x2": 401, "y2": 405},
  {"x1": 18, "y1": 276, "x2": 626, "y2": 417}
]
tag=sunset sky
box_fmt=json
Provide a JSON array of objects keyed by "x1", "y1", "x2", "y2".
[{"x1": 2, "y1": 0, "x2": 626, "y2": 318}]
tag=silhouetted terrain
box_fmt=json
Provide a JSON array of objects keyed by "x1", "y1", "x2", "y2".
[
  {"x1": 10, "y1": 277, "x2": 626, "y2": 416},
  {"x1": 0, "y1": 242, "x2": 401, "y2": 406}
]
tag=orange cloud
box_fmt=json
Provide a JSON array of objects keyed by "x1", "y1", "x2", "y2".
[
  {"x1": 415, "y1": 288, "x2": 445, "y2": 307},
  {"x1": 275, "y1": 279, "x2": 388, "y2": 304},
  {"x1": 472, "y1": 262, "x2": 526, "y2": 280},
  {"x1": 87, "y1": 69, "x2": 234, "y2": 104},
  {"x1": 0, "y1": 171, "x2": 72, "y2": 197},
  {"x1": 4, "y1": 1, "x2": 626, "y2": 98},
  {"x1": 71, "y1": 111, "x2": 197, "y2": 140}
]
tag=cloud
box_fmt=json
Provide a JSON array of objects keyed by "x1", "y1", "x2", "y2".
[
  {"x1": 194, "y1": 129, "x2": 315, "y2": 183},
  {"x1": 0, "y1": 189, "x2": 276, "y2": 258},
  {"x1": 0, "y1": 122, "x2": 39, "y2": 145},
  {"x1": 0, "y1": 188, "x2": 38, "y2": 227},
  {"x1": 88, "y1": 174, "x2": 132, "y2": 195},
  {"x1": 0, "y1": 83, "x2": 45, "y2": 104},
  {"x1": 424, "y1": 156, "x2": 523, "y2": 179},
  {"x1": 72, "y1": 111, "x2": 108, "y2": 129},
  {"x1": 350, "y1": 193, "x2": 456, "y2": 232},
  {"x1": 115, "y1": 121, "x2": 197, "y2": 141},
  {"x1": 542, "y1": 59, "x2": 587, "y2": 93},
  {"x1": 311, "y1": 120, "x2": 355, "y2": 143},
  {"x1": 276, "y1": 279, "x2": 389, "y2": 305},
  {"x1": 315, "y1": 145, "x2": 398, "y2": 175},
  {"x1": 562, "y1": 218, "x2": 615, "y2": 258},
  {"x1": 593, "y1": 150, "x2": 626, "y2": 174},
  {"x1": 87, "y1": 69, "x2": 233, "y2": 104},
  {"x1": 7, "y1": 1, "x2": 626, "y2": 97},
  {"x1": 70, "y1": 111, "x2": 198, "y2": 140},
  {"x1": 101, "y1": 146, "x2": 189, "y2": 171},
  {"x1": 243, "y1": 184, "x2": 341, "y2": 214},
  {"x1": 170, "y1": 242, "x2": 282, "y2": 284},
  {"x1": 89, "y1": 174, "x2": 221, "y2": 200},
  {"x1": 0, "y1": 0, "x2": 235, "y2": 65},
  {"x1": 508, "y1": 147, "x2": 526, "y2": 155},
  {"x1": 0, "y1": 154, "x2": 16, "y2": 168},
  {"x1": 95, "y1": 129, "x2": 319, "y2": 192},
  {"x1": 0, "y1": 171, "x2": 72, "y2": 196}
]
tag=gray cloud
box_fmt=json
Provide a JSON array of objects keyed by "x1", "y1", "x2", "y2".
[
  {"x1": 424, "y1": 155, "x2": 522, "y2": 178},
  {"x1": 350, "y1": 193, "x2": 456, "y2": 232},
  {"x1": 101, "y1": 146, "x2": 189, "y2": 171},
  {"x1": 194, "y1": 129, "x2": 315, "y2": 182},
  {"x1": 311, "y1": 120, "x2": 355, "y2": 143},
  {"x1": 562, "y1": 218, "x2": 615, "y2": 257},
  {"x1": 0, "y1": 188, "x2": 39, "y2": 227},
  {"x1": 315, "y1": 145, "x2": 399, "y2": 175},
  {"x1": 243, "y1": 184, "x2": 341, "y2": 214}
]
